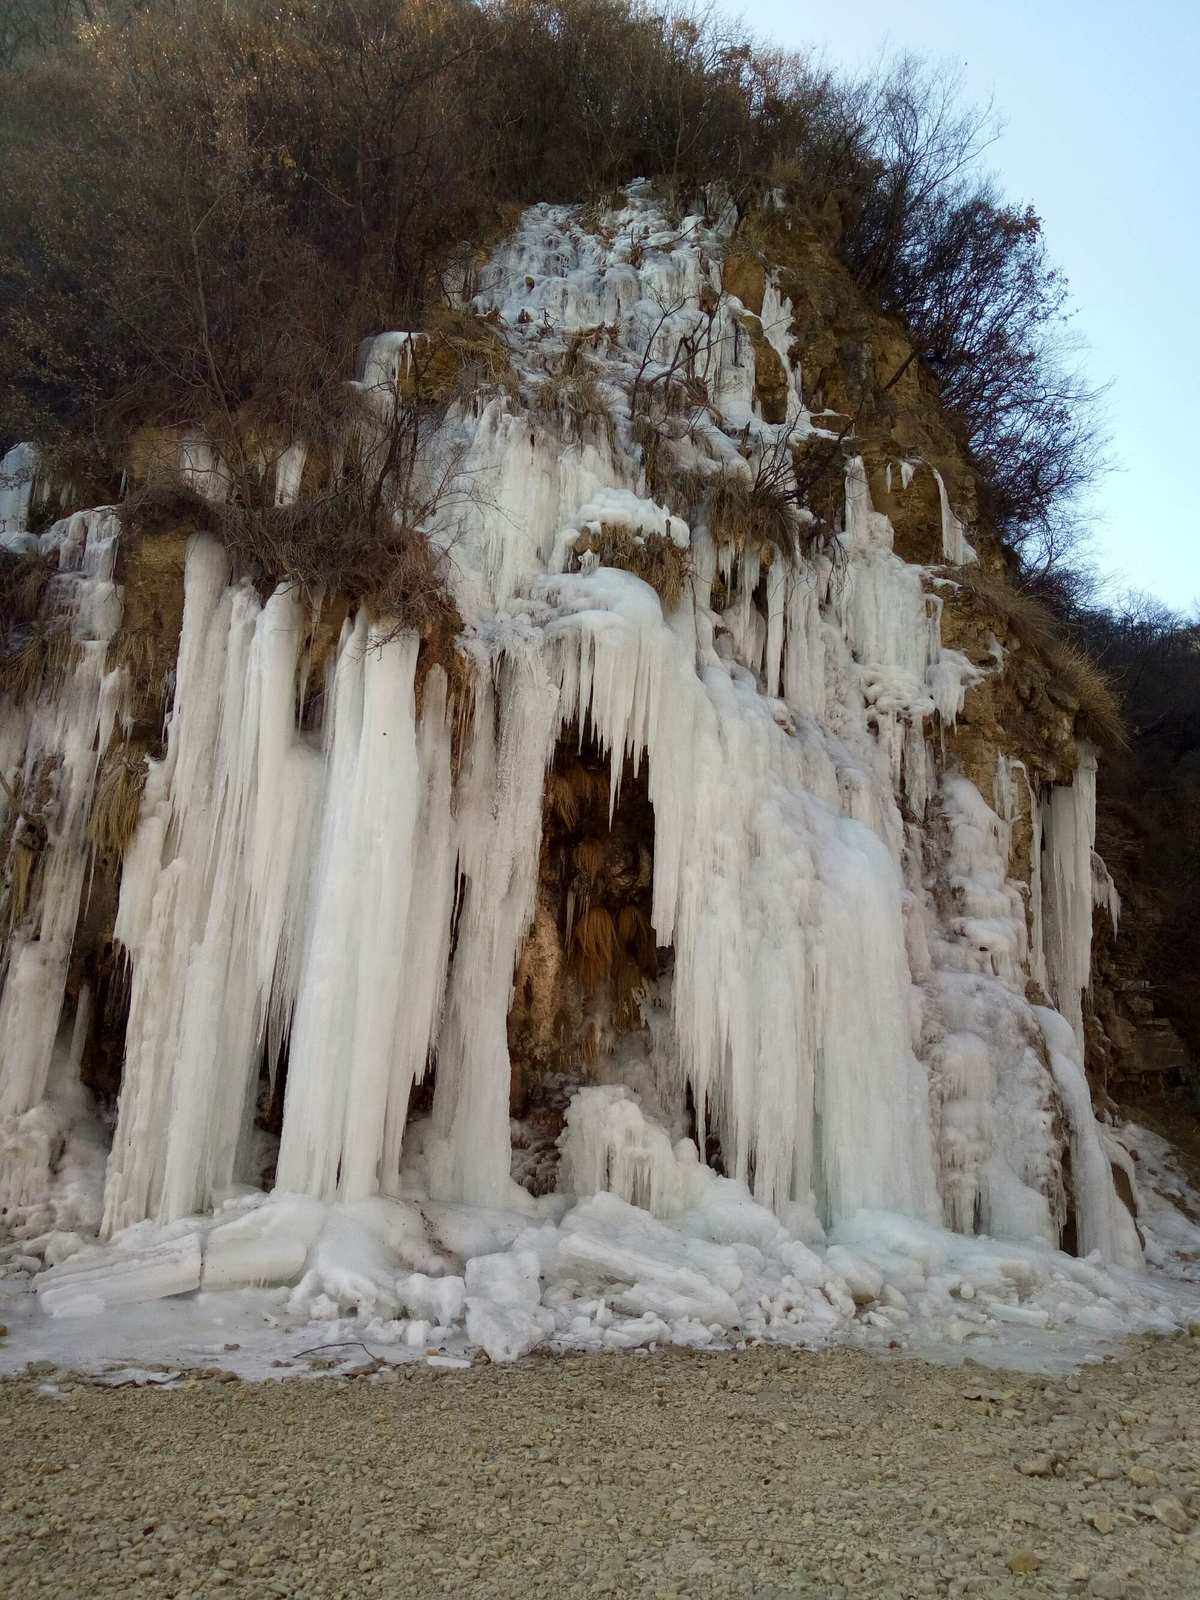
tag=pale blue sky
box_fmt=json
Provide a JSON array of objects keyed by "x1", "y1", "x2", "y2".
[{"x1": 746, "y1": 0, "x2": 1199, "y2": 610}]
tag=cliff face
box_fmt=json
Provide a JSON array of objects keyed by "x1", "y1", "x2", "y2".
[{"x1": 2, "y1": 181, "x2": 1178, "y2": 1357}]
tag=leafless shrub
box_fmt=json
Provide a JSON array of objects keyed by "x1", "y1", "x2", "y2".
[{"x1": 0, "y1": 0, "x2": 1104, "y2": 597}]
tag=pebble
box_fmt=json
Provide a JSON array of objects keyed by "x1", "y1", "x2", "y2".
[
  {"x1": 1007, "y1": 1549, "x2": 1042, "y2": 1574},
  {"x1": 0, "y1": 1335, "x2": 1197, "y2": 1598},
  {"x1": 1151, "y1": 1497, "x2": 1191, "y2": 1533},
  {"x1": 1089, "y1": 1577, "x2": 1125, "y2": 1599}
]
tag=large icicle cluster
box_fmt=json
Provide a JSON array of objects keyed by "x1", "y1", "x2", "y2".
[{"x1": 0, "y1": 183, "x2": 1169, "y2": 1370}]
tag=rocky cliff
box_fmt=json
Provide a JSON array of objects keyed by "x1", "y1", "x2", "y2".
[{"x1": 2, "y1": 181, "x2": 1187, "y2": 1361}]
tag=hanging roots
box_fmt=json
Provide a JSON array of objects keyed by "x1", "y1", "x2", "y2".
[
  {"x1": 573, "y1": 836, "x2": 606, "y2": 878},
  {"x1": 546, "y1": 762, "x2": 609, "y2": 831},
  {"x1": 89, "y1": 746, "x2": 148, "y2": 859},
  {"x1": 545, "y1": 770, "x2": 582, "y2": 832},
  {"x1": 614, "y1": 954, "x2": 647, "y2": 1024},
  {"x1": 616, "y1": 903, "x2": 656, "y2": 964},
  {"x1": 573, "y1": 904, "x2": 617, "y2": 991}
]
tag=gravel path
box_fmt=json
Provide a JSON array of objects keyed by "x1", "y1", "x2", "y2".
[{"x1": 2, "y1": 1335, "x2": 1199, "y2": 1600}]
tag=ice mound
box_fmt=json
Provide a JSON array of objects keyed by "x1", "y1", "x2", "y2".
[{"x1": 21, "y1": 1099, "x2": 1200, "y2": 1372}]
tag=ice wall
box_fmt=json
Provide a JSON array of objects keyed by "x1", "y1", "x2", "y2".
[
  {"x1": 0, "y1": 183, "x2": 1138, "y2": 1274},
  {"x1": 1042, "y1": 748, "x2": 1100, "y2": 1056},
  {"x1": 0, "y1": 507, "x2": 124, "y2": 1119}
]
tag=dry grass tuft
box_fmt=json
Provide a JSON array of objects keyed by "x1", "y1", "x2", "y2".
[
  {"x1": 0, "y1": 621, "x2": 78, "y2": 704},
  {"x1": 948, "y1": 563, "x2": 1059, "y2": 655},
  {"x1": 574, "y1": 523, "x2": 691, "y2": 610},
  {"x1": 0, "y1": 548, "x2": 58, "y2": 626},
  {"x1": 948, "y1": 563, "x2": 1126, "y2": 748},
  {"x1": 709, "y1": 468, "x2": 799, "y2": 562},
  {"x1": 110, "y1": 625, "x2": 174, "y2": 717},
  {"x1": 7, "y1": 834, "x2": 38, "y2": 932},
  {"x1": 633, "y1": 419, "x2": 714, "y2": 520},
  {"x1": 89, "y1": 746, "x2": 149, "y2": 860},
  {"x1": 0, "y1": 549, "x2": 76, "y2": 704},
  {"x1": 1045, "y1": 641, "x2": 1126, "y2": 749},
  {"x1": 534, "y1": 357, "x2": 618, "y2": 450},
  {"x1": 419, "y1": 305, "x2": 517, "y2": 404}
]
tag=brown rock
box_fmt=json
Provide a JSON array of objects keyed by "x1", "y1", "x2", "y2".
[{"x1": 721, "y1": 254, "x2": 766, "y2": 316}]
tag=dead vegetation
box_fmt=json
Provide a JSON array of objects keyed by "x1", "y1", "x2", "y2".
[
  {"x1": 947, "y1": 561, "x2": 1125, "y2": 748},
  {"x1": 88, "y1": 745, "x2": 148, "y2": 861},
  {"x1": 572, "y1": 523, "x2": 691, "y2": 609},
  {"x1": 708, "y1": 467, "x2": 800, "y2": 562},
  {"x1": 0, "y1": 620, "x2": 77, "y2": 703},
  {"x1": 0, "y1": 548, "x2": 75, "y2": 706},
  {"x1": 0, "y1": 0, "x2": 1105, "y2": 602},
  {"x1": 0, "y1": 546, "x2": 55, "y2": 626},
  {"x1": 109, "y1": 624, "x2": 175, "y2": 725},
  {"x1": 1044, "y1": 640, "x2": 1126, "y2": 750},
  {"x1": 117, "y1": 372, "x2": 466, "y2": 657},
  {"x1": 540, "y1": 745, "x2": 658, "y2": 1033},
  {"x1": 949, "y1": 562, "x2": 1059, "y2": 654},
  {"x1": 0, "y1": 757, "x2": 54, "y2": 938},
  {"x1": 415, "y1": 306, "x2": 518, "y2": 406},
  {"x1": 534, "y1": 363, "x2": 618, "y2": 451},
  {"x1": 532, "y1": 327, "x2": 622, "y2": 451}
]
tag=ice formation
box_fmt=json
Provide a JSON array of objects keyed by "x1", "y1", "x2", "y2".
[{"x1": 2, "y1": 182, "x2": 1182, "y2": 1372}]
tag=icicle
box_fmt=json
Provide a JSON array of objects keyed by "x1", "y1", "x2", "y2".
[
  {"x1": 540, "y1": 565, "x2": 937, "y2": 1225},
  {"x1": 930, "y1": 466, "x2": 977, "y2": 565},
  {"x1": 380, "y1": 666, "x2": 458, "y2": 1189},
  {"x1": 335, "y1": 625, "x2": 423, "y2": 1201},
  {"x1": 1042, "y1": 749, "x2": 1099, "y2": 1056},
  {"x1": 1038, "y1": 1007, "x2": 1142, "y2": 1267},
  {"x1": 427, "y1": 641, "x2": 560, "y2": 1207},
  {"x1": 103, "y1": 542, "x2": 323, "y2": 1230}
]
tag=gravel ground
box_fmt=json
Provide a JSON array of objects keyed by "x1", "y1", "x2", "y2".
[{"x1": 2, "y1": 1335, "x2": 1199, "y2": 1600}]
